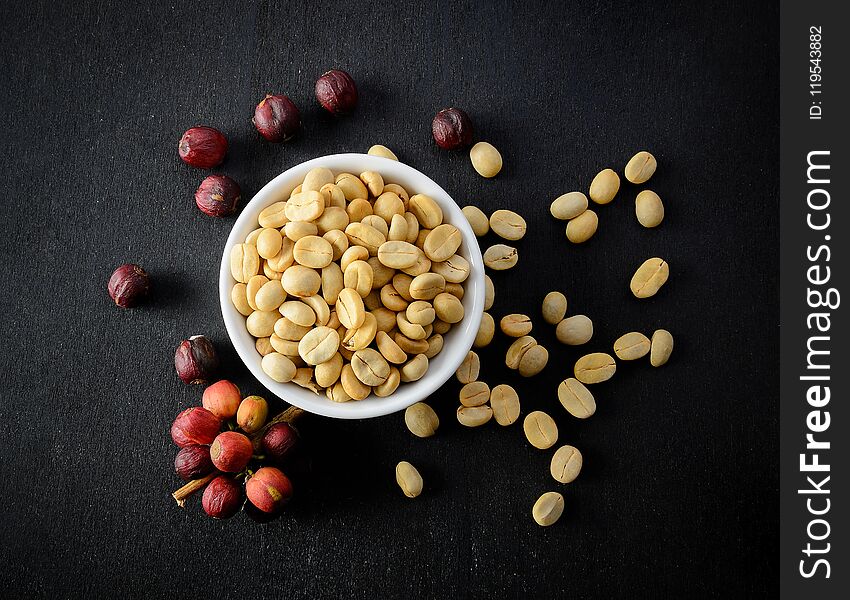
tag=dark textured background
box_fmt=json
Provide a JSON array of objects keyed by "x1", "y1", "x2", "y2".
[{"x1": 0, "y1": 1, "x2": 779, "y2": 598}]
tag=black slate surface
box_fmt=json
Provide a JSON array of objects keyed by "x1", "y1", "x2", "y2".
[{"x1": 0, "y1": 1, "x2": 779, "y2": 598}]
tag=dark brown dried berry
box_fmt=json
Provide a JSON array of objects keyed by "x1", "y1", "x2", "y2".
[
  {"x1": 107, "y1": 264, "x2": 150, "y2": 308},
  {"x1": 170, "y1": 407, "x2": 221, "y2": 448},
  {"x1": 195, "y1": 175, "x2": 240, "y2": 217},
  {"x1": 432, "y1": 108, "x2": 473, "y2": 150},
  {"x1": 202, "y1": 475, "x2": 243, "y2": 519},
  {"x1": 253, "y1": 94, "x2": 300, "y2": 142},
  {"x1": 315, "y1": 69, "x2": 358, "y2": 115},
  {"x1": 174, "y1": 335, "x2": 219, "y2": 385},
  {"x1": 262, "y1": 423, "x2": 298, "y2": 463},
  {"x1": 178, "y1": 126, "x2": 228, "y2": 169},
  {"x1": 174, "y1": 445, "x2": 215, "y2": 481}
]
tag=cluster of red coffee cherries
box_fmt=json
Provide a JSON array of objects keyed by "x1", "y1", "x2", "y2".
[{"x1": 171, "y1": 379, "x2": 299, "y2": 519}]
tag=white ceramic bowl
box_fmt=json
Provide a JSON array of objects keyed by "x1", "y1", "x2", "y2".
[{"x1": 220, "y1": 154, "x2": 485, "y2": 419}]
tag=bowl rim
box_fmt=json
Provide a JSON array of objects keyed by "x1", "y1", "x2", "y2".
[{"x1": 219, "y1": 153, "x2": 485, "y2": 419}]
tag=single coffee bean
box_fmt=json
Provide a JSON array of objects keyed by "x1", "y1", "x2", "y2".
[
  {"x1": 282, "y1": 264, "x2": 322, "y2": 298},
  {"x1": 230, "y1": 243, "x2": 261, "y2": 283},
  {"x1": 376, "y1": 330, "x2": 407, "y2": 364},
  {"x1": 483, "y1": 244, "x2": 518, "y2": 270},
  {"x1": 257, "y1": 228, "x2": 283, "y2": 259},
  {"x1": 550, "y1": 445, "x2": 583, "y2": 484},
  {"x1": 321, "y1": 263, "x2": 344, "y2": 305},
  {"x1": 423, "y1": 224, "x2": 462, "y2": 262},
  {"x1": 359, "y1": 170, "x2": 384, "y2": 196},
  {"x1": 345, "y1": 222, "x2": 386, "y2": 255},
  {"x1": 474, "y1": 312, "x2": 495, "y2": 348},
  {"x1": 298, "y1": 326, "x2": 340, "y2": 365},
  {"x1": 400, "y1": 354, "x2": 429, "y2": 382},
  {"x1": 519, "y1": 344, "x2": 548, "y2": 377},
  {"x1": 285, "y1": 190, "x2": 325, "y2": 222},
  {"x1": 469, "y1": 141, "x2": 502, "y2": 178},
  {"x1": 293, "y1": 235, "x2": 334, "y2": 268},
  {"x1": 484, "y1": 275, "x2": 495, "y2": 310},
  {"x1": 555, "y1": 315, "x2": 593, "y2": 345},
  {"x1": 566, "y1": 209, "x2": 598, "y2": 243},
  {"x1": 490, "y1": 384, "x2": 520, "y2": 426},
  {"x1": 377, "y1": 241, "x2": 419, "y2": 269},
  {"x1": 254, "y1": 279, "x2": 286, "y2": 312},
  {"x1": 408, "y1": 194, "x2": 443, "y2": 229},
  {"x1": 589, "y1": 168, "x2": 620, "y2": 204},
  {"x1": 315, "y1": 352, "x2": 344, "y2": 388},
  {"x1": 635, "y1": 190, "x2": 664, "y2": 228},
  {"x1": 321, "y1": 229, "x2": 348, "y2": 261},
  {"x1": 425, "y1": 334, "x2": 443, "y2": 358},
  {"x1": 500, "y1": 314, "x2": 532, "y2": 337},
  {"x1": 456, "y1": 405, "x2": 493, "y2": 427},
  {"x1": 557, "y1": 378, "x2": 596, "y2": 418},
  {"x1": 374, "y1": 367, "x2": 401, "y2": 397},
  {"x1": 406, "y1": 300, "x2": 436, "y2": 326},
  {"x1": 336, "y1": 172, "x2": 369, "y2": 200},
  {"x1": 630, "y1": 257, "x2": 669, "y2": 298},
  {"x1": 367, "y1": 144, "x2": 398, "y2": 161},
  {"x1": 255, "y1": 337, "x2": 274, "y2": 356},
  {"x1": 532, "y1": 492, "x2": 564, "y2": 526},
  {"x1": 394, "y1": 332, "x2": 428, "y2": 355},
  {"x1": 258, "y1": 201, "x2": 289, "y2": 228},
  {"x1": 351, "y1": 348, "x2": 390, "y2": 386},
  {"x1": 523, "y1": 411, "x2": 558, "y2": 449},
  {"x1": 650, "y1": 329, "x2": 674, "y2": 367},
  {"x1": 624, "y1": 150, "x2": 657, "y2": 184},
  {"x1": 261, "y1": 352, "x2": 297, "y2": 383},
  {"x1": 433, "y1": 292, "x2": 464, "y2": 323},
  {"x1": 302, "y1": 167, "x2": 335, "y2": 192},
  {"x1": 396, "y1": 461, "x2": 423, "y2": 498},
  {"x1": 455, "y1": 350, "x2": 480, "y2": 384},
  {"x1": 231, "y1": 283, "x2": 252, "y2": 316},
  {"x1": 270, "y1": 334, "x2": 300, "y2": 357},
  {"x1": 279, "y1": 300, "x2": 316, "y2": 327},
  {"x1": 404, "y1": 402, "x2": 439, "y2": 438},
  {"x1": 335, "y1": 287, "x2": 366, "y2": 329},
  {"x1": 273, "y1": 316, "x2": 311, "y2": 341},
  {"x1": 542, "y1": 291, "x2": 567, "y2": 325},
  {"x1": 401, "y1": 247, "x2": 432, "y2": 277},
  {"x1": 431, "y1": 254, "x2": 470, "y2": 283},
  {"x1": 284, "y1": 220, "x2": 319, "y2": 242},
  {"x1": 343, "y1": 260, "x2": 374, "y2": 298},
  {"x1": 462, "y1": 205, "x2": 489, "y2": 236},
  {"x1": 613, "y1": 332, "x2": 651, "y2": 360},
  {"x1": 246, "y1": 310, "x2": 279, "y2": 337},
  {"x1": 506, "y1": 336, "x2": 536, "y2": 369},
  {"x1": 550, "y1": 192, "x2": 588, "y2": 220},
  {"x1": 489, "y1": 209, "x2": 527, "y2": 240},
  {"x1": 459, "y1": 381, "x2": 490, "y2": 407},
  {"x1": 316, "y1": 208, "x2": 350, "y2": 236},
  {"x1": 387, "y1": 213, "x2": 409, "y2": 241},
  {"x1": 340, "y1": 364, "x2": 370, "y2": 400},
  {"x1": 574, "y1": 352, "x2": 616, "y2": 384}
]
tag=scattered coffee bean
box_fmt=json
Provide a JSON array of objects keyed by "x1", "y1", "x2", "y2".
[
  {"x1": 556, "y1": 315, "x2": 593, "y2": 345},
  {"x1": 574, "y1": 353, "x2": 616, "y2": 384},
  {"x1": 624, "y1": 150, "x2": 657, "y2": 184},
  {"x1": 500, "y1": 314, "x2": 533, "y2": 337},
  {"x1": 404, "y1": 402, "x2": 439, "y2": 438},
  {"x1": 550, "y1": 445, "x2": 583, "y2": 483},
  {"x1": 650, "y1": 329, "x2": 674, "y2": 367},
  {"x1": 550, "y1": 192, "x2": 588, "y2": 220},
  {"x1": 457, "y1": 405, "x2": 493, "y2": 427},
  {"x1": 542, "y1": 292, "x2": 567, "y2": 325},
  {"x1": 523, "y1": 411, "x2": 558, "y2": 449},
  {"x1": 613, "y1": 332, "x2": 651, "y2": 360},
  {"x1": 635, "y1": 190, "x2": 664, "y2": 228},
  {"x1": 557, "y1": 378, "x2": 596, "y2": 418},
  {"x1": 396, "y1": 461, "x2": 423, "y2": 498},
  {"x1": 532, "y1": 492, "x2": 564, "y2": 526},
  {"x1": 490, "y1": 384, "x2": 520, "y2": 426},
  {"x1": 589, "y1": 168, "x2": 620, "y2": 204},
  {"x1": 489, "y1": 209, "x2": 527, "y2": 240},
  {"x1": 630, "y1": 257, "x2": 669, "y2": 298}
]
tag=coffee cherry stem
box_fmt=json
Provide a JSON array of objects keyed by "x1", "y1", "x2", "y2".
[{"x1": 170, "y1": 406, "x2": 304, "y2": 506}]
